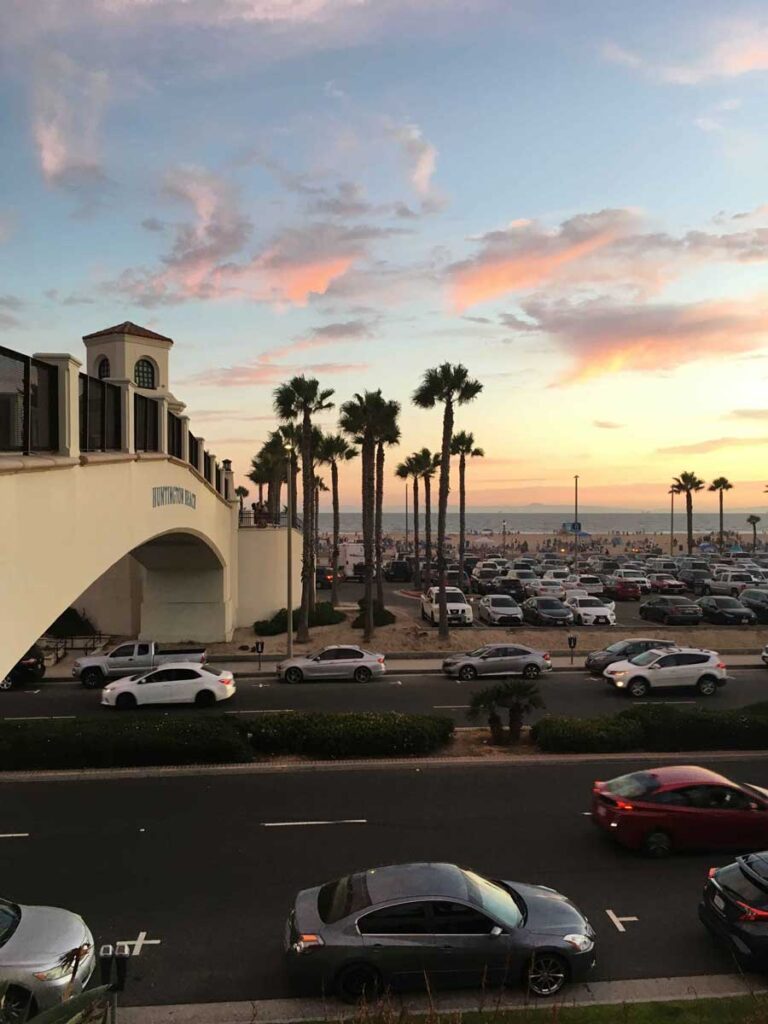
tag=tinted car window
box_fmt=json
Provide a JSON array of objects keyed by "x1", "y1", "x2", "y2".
[
  {"x1": 647, "y1": 789, "x2": 690, "y2": 806},
  {"x1": 337, "y1": 649, "x2": 364, "y2": 660},
  {"x1": 167, "y1": 668, "x2": 201, "y2": 681},
  {"x1": 676, "y1": 654, "x2": 709, "y2": 666},
  {"x1": 430, "y1": 901, "x2": 495, "y2": 934},
  {"x1": 317, "y1": 649, "x2": 339, "y2": 661},
  {"x1": 537, "y1": 599, "x2": 563, "y2": 609},
  {"x1": 358, "y1": 902, "x2": 430, "y2": 935},
  {"x1": 110, "y1": 644, "x2": 135, "y2": 658},
  {"x1": 318, "y1": 873, "x2": 372, "y2": 923},
  {"x1": 629, "y1": 651, "x2": 661, "y2": 666},
  {"x1": 682, "y1": 786, "x2": 750, "y2": 810},
  {"x1": 136, "y1": 644, "x2": 150, "y2": 656},
  {"x1": 604, "y1": 771, "x2": 661, "y2": 799},
  {"x1": 0, "y1": 899, "x2": 20, "y2": 946}
]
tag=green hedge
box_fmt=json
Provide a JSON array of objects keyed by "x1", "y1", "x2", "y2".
[
  {"x1": 531, "y1": 715, "x2": 645, "y2": 753},
  {"x1": 254, "y1": 602, "x2": 345, "y2": 636},
  {"x1": 0, "y1": 715, "x2": 253, "y2": 771},
  {"x1": 247, "y1": 712, "x2": 454, "y2": 759}
]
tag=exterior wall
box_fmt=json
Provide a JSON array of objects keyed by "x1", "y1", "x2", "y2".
[
  {"x1": 237, "y1": 527, "x2": 302, "y2": 626},
  {"x1": 76, "y1": 554, "x2": 143, "y2": 636},
  {"x1": 83, "y1": 333, "x2": 171, "y2": 392},
  {"x1": 140, "y1": 566, "x2": 229, "y2": 642}
]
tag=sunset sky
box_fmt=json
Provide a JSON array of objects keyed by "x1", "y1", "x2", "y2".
[{"x1": 3, "y1": 0, "x2": 768, "y2": 510}]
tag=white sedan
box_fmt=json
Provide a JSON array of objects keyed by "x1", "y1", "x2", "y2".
[
  {"x1": 526, "y1": 578, "x2": 566, "y2": 600},
  {"x1": 566, "y1": 595, "x2": 617, "y2": 626},
  {"x1": 101, "y1": 663, "x2": 236, "y2": 710}
]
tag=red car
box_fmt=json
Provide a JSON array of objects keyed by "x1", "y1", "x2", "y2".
[
  {"x1": 591, "y1": 766, "x2": 768, "y2": 857},
  {"x1": 605, "y1": 579, "x2": 641, "y2": 601},
  {"x1": 649, "y1": 573, "x2": 686, "y2": 594}
]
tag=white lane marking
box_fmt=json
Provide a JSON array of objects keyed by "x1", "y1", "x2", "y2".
[
  {"x1": 261, "y1": 819, "x2": 367, "y2": 827},
  {"x1": 581, "y1": 811, "x2": 592, "y2": 816},
  {"x1": 433, "y1": 705, "x2": 470, "y2": 709},
  {"x1": 0, "y1": 833, "x2": 29, "y2": 838},
  {"x1": 4, "y1": 715, "x2": 76, "y2": 721},
  {"x1": 388, "y1": 680, "x2": 403, "y2": 686},
  {"x1": 606, "y1": 909, "x2": 639, "y2": 933},
  {"x1": 119, "y1": 931, "x2": 162, "y2": 956}
]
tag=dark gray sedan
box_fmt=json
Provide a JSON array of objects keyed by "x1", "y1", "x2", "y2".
[{"x1": 285, "y1": 862, "x2": 596, "y2": 1001}]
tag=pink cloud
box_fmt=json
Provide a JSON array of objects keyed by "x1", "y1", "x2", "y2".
[{"x1": 184, "y1": 358, "x2": 369, "y2": 388}]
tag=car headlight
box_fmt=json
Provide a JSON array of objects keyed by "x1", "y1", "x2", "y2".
[
  {"x1": 563, "y1": 933, "x2": 594, "y2": 953},
  {"x1": 34, "y1": 944, "x2": 92, "y2": 981},
  {"x1": 73, "y1": 661, "x2": 81, "y2": 671}
]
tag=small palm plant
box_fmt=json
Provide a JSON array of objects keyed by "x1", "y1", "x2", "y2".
[{"x1": 466, "y1": 679, "x2": 545, "y2": 745}]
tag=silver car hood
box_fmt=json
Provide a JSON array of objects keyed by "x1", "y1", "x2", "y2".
[{"x1": 2, "y1": 905, "x2": 89, "y2": 968}]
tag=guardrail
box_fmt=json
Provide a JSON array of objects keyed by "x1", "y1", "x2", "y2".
[
  {"x1": 238, "y1": 510, "x2": 303, "y2": 529},
  {"x1": 42, "y1": 633, "x2": 108, "y2": 655}
]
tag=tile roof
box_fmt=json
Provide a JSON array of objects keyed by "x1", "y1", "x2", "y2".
[{"x1": 82, "y1": 321, "x2": 174, "y2": 344}]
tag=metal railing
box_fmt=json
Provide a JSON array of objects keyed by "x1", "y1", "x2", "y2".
[
  {"x1": 167, "y1": 411, "x2": 182, "y2": 459},
  {"x1": 203, "y1": 451, "x2": 213, "y2": 483},
  {"x1": 239, "y1": 509, "x2": 303, "y2": 529},
  {"x1": 0, "y1": 345, "x2": 58, "y2": 453},
  {"x1": 134, "y1": 393, "x2": 159, "y2": 452},
  {"x1": 79, "y1": 374, "x2": 122, "y2": 452},
  {"x1": 215, "y1": 463, "x2": 222, "y2": 493}
]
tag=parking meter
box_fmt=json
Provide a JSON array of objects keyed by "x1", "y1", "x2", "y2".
[
  {"x1": 567, "y1": 632, "x2": 578, "y2": 665},
  {"x1": 255, "y1": 640, "x2": 265, "y2": 670}
]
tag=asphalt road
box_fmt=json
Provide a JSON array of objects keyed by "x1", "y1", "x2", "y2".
[
  {"x1": 3, "y1": 759, "x2": 765, "y2": 1007},
  {"x1": 4, "y1": 668, "x2": 768, "y2": 724}
]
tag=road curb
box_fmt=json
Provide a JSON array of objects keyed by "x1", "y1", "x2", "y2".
[{"x1": 118, "y1": 974, "x2": 768, "y2": 1023}]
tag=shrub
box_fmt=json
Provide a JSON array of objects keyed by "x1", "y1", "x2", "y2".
[
  {"x1": 351, "y1": 599, "x2": 396, "y2": 629},
  {"x1": 619, "y1": 704, "x2": 768, "y2": 752},
  {"x1": 0, "y1": 715, "x2": 252, "y2": 771},
  {"x1": 254, "y1": 602, "x2": 345, "y2": 636},
  {"x1": 247, "y1": 712, "x2": 454, "y2": 759},
  {"x1": 532, "y1": 715, "x2": 644, "y2": 754}
]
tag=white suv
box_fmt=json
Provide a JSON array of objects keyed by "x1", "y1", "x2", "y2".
[
  {"x1": 603, "y1": 647, "x2": 728, "y2": 699},
  {"x1": 420, "y1": 586, "x2": 473, "y2": 627}
]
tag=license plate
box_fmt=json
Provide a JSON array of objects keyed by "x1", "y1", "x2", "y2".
[
  {"x1": 742, "y1": 619, "x2": 749, "y2": 625},
  {"x1": 597, "y1": 805, "x2": 607, "y2": 818},
  {"x1": 713, "y1": 893, "x2": 725, "y2": 913}
]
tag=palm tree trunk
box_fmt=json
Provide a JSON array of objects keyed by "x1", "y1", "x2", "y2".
[
  {"x1": 437, "y1": 399, "x2": 454, "y2": 640},
  {"x1": 375, "y1": 441, "x2": 385, "y2": 609},
  {"x1": 423, "y1": 475, "x2": 432, "y2": 592},
  {"x1": 413, "y1": 476, "x2": 420, "y2": 590},
  {"x1": 719, "y1": 491, "x2": 724, "y2": 552},
  {"x1": 458, "y1": 452, "x2": 466, "y2": 591},
  {"x1": 298, "y1": 413, "x2": 313, "y2": 642},
  {"x1": 258, "y1": 481, "x2": 264, "y2": 506},
  {"x1": 314, "y1": 485, "x2": 319, "y2": 562},
  {"x1": 331, "y1": 459, "x2": 340, "y2": 607},
  {"x1": 686, "y1": 491, "x2": 693, "y2": 555},
  {"x1": 290, "y1": 455, "x2": 298, "y2": 529},
  {"x1": 754, "y1": 524, "x2": 758, "y2": 551},
  {"x1": 363, "y1": 437, "x2": 375, "y2": 641}
]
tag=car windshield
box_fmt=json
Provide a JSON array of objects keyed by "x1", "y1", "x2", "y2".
[
  {"x1": 467, "y1": 647, "x2": 492, "y2": 658},
  {"x1": 578, "y1": 598, "x2": 602, "y2": 607},
  {"x1": 715, "y1": 598, "x2": 742, "y2": 608},
  {"x1": 492, "y1": 596, "x2": 514, "y2": 606},
  {"x1": 605, "y1": 641, "x2": 629, "y2": 654},
  {"x1": 666, "y1": 597, "x2": 691, "y2": 605},
  {"x1": 604, "y1": 771, "x2": 661, "y2": 799},
  {"x1": 462, "y1": 870, "x2": 524, "y2": 929},
  {"x1": 317, "y1": 873, "x2": 372, "y2": 924},
  {"x1": 538, "y1": 599, "x2": 563, "y2": 609},
  {"x1": 629, "y1": 650, "x2": 662, "y2": 666},
  {"x1": 0, "y1": 899, "x2": 21, "y2": 947},
  {"x1": 444, "y1": 591, "x2": 467, "y2": 604}
]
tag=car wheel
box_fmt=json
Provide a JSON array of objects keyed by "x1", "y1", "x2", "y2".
[
  {"x1": 335, "y1": 962, "x2": 382, "y2": 1003},
  {"x1": 526, "y1": 952, "x2": 568, "y2": 997},
  {"x1": 353, "y1": 666, "x2": 372, "y2": 683},
  {"x1": 0, "y1": 676, "x2": 13, "y2": 691},
  {"x1": 284, "y1": 667, "x2": 303, "y2": 684},
  {"x1": 642, "y1": 830, "x2": 672, "y2": 858},
  {"x1": 458, "y1": 665, "x2": 477, "y2": 681},
  {"x1": 195, "y1": 689, "x2": 216, "y2": 707},
  {"x1": 115, "y1": 692, "x2": 137, "y2": 710},
  {"x1": 697, "y1": 675, "x2": 717, "y2": 696},
  {"x1": 523, "y1": 664, "x2": 541, "y2": 679},
  {"x1": 2, "y1": 987, "x2": 36, "y2": 1024},
  {"x1": 627, "y1": 677, "x2": 650, "y2": 698},
  {"x1": 81, "y1": 667, "x2": 104, "y2": 689}
]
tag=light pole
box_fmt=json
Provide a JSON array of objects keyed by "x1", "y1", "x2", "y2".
[
  {"x1": 668, "y1": 487, "x2": 675, "y2": 556},
  {"x1": 285, "y1": 441, "x2": 294, "y2": 659},
  {"x1": 405, "y1": 483, "x2": 409, "y2": 555},
  {"x1": 502, "y1": 518, "x2": 507, "y2": 555},
  {"x1": 573, "y1": 474, "x2": 580, "y2": 571}
]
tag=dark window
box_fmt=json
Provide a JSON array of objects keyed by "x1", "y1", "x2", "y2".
[
  {"x1": 97, "y1": 357, "x2": 110, "y2": 379},
  {"x1": 79, "y1": 374, "x2": 122, "y2": 452},
  {"x1": 718, "y1": 862, "x2": 768, "y2": 906},
  {"x1": 358, "y1": 902, "x2": 430, "y2": 935},
  {"x1": 134, "y1": 358, "x2": 156, "y2": 389},
  {"x1": 430, "y1": 901, "x2": 495, "y2": 934},
  {"x1": 681, "y1": 786, "x2": 751, "y2": 810},
  {"x1": 134, "y1": 394, "x2": 159, "y2": 451},
  {"x1": 318, "y1": 873, "x2": 372, "y2": 924},
  {"x1": 136, "y1": 644, "x2": 150, "y2": 656},
  {"x1": 656, "y1": 655, "x2": 678, "y2": 667},
  {"x1": 317, "y1": 649, "x2": 339, "y2": 661},
  {"x1": 337, "y1": 648, "x2": 364, "y2": 659},
  {"x1": 647, "y1": 789, "x2": 690, "y2": 806},
  {"x1": 110, "y1": 645, "x2": 135, "y2": 659},
  {"x1": 676, "y1": 653, "x2": 709, "y2": 666},
  {"x1": 168, "y1": 412, "x2": 182, "y2": 459},
  {"x1": 165, "y1": 669, "x2": 202, "y2": 682},
  {"x1": 141, "y1": 670, "x2": 165, "y2": 683}
]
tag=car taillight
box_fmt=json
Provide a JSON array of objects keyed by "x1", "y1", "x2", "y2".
[
  {"x1": 708, "y1": 867, "x2": 717, "y2": 879},
  {"x1": 716, "y1": 662, "x2": 726, "y2": 669},
  {"x1": 736, "y1": 900, "x2": 768, "y2": 922},
  {"x1": 616, "y1": 800, "x2": 634, "y2": 811},
  {"x1": 543, "y1": 652, "x2": 551, "y2": 660},
  {"x1": 377, "y1": 657, "x2": 384, "y2": 664}
]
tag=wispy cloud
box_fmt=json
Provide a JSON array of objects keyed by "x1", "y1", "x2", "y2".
[
  {"x1": 267, "y1": 319, "x2": 373, "y2": 359},
  {"x1": 594, "y1": 420, "x2": 623, "y2": 429},
  {"x1": 657, "y1": 436, "x2": 768, "y2": 455},
  {"x1": 726, "y1": 408, "x2": 768, "y2": 420},
  {"x1": 185, "y1": 358, "x2": 369, "y2": 388},
  {"x1": 387, "y1": 119, "x2": 442, "y2": 208}
]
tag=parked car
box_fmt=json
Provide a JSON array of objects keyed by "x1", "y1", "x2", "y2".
[
  {"x1": 614, "y1": 570, "x2": 651, "y2": 592},
  {"x1": 566, "y1": 595, "x2": 616, "y2": 626},
  {"x1": 646, "y1": 558, "x2": 681, "y2": 574},
  {"x1": 383, "y1": 560, "x2": 412, "y2": 583},
  {"x1": 476, "y1": 594, "x2": 524, "y2": 626},
  {"x1": 526, "y1": 579, "x2": 567, "y2": 600},
  {"x1": 604, "y1": 578, "x2": 641, "y2": 602},
  {"x1": 648, "y1": 573, "x2": 686, "y2": 594},
  {"x1": 705, "y1": 571, "x2": 761, "y2": 597},
  {"x1": 592, "y1": 765, "x2": 768, "y2": 857},
  {"x1": 639, "y1": 596, "x2": 703, "y2": 625},
  {"x1": 678, "y1": 569, "x2": 712, "y2": 592},
  {"x1": 700, "y1": 850, "x2": 768, "y2": 968},
  {"x1": 522, "y1": 597, "x2": 574, "y2": 626},
  {"x1": 491, "y1": 576, "x2": 526, "y2": 600},
  {"x1": 584, "y1": 638, "x2": 676, "y2": 676},
  {"x1": 741, "y1": 588, "x2": 768, "y2": 623},
  {"x1": 543, "y1": 569, "x2": 571, "y2": 582},
  {"x1": 695, "y1": 595, "x2": 757, "y2": 625},
  {"x1": 0, "y1": 644, "x2": 46, "y2": 691},
  {"x1": 442, "y1": 643, "x2": 551, "y2": 680},
  {"x1": 603, "y1": 646, "x2": 727, "y2": 698},
  {"x1": 72, "y1": 640, "x2": 207, "y2": 688},
  {"x1": 471, "y1": 568, "x2": 500, "y2": 594},
  {"x1": 573, "y1": 574, "x2": 604, "y2": 595},
  {"x1": 101, "y1": 663, "x2": 236, "y2": 709},
  {"x1": 277, "y1": 645, "x2": 386, "y2": 684},
  {"x1": 420, "y1": 587, "x2": 473, "y2": 626},
  {"x1": 316, "y1": 565, "x2": 334, "y2": 589},
  {"x1": 0, "y1": 897, "x2": 95, "y2": 1017},
  {"x1": 445, "y1": 568, "x2": 472, "y2": 592},
  {"x1": 285, "y1": 862, "x2": 596, "y2": 1000}
]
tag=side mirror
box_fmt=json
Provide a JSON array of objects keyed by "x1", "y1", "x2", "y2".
[{"x1": 490, "y1": 926, "x2": 503, "y2": 937}]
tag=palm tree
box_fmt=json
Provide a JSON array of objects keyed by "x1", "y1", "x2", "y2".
[
  {"x1": 748, "y1": 514, "x2": 762, "y2": 551},
  {"x1": 274, "y1": 377, "x2": 335, "y2": 642},
  {"x1": 314, "y1": 475, "x2": 329, "y2": 559},
  {"x1": 450, "y1": 431, "x2": 484, "y2": 589},
  {"x1": 248, "y1": 433, "x2": 286, "y2": 519},
  {"x1": 374, "y1": 400, "x2": 401, "y2": 609},
  {"x1": 412, "y1": 448, "x2": 439, "y2": 590},
  {"x1": 413, "y1": 364, "x2": 483, "y2": 638},
  {"x1": 340, "y1": 391, "x2": 386, "y2": 641},
  {"x1": 234, "y1": 485, "x2": 249, "y2": 513},
  {"x1": 466, "y1": 678, "x2": 545, "y2": 745},
  {"x1": 671, "y1": 471, "x2": 706, "y2": 555},
  {"x1": 708, "y1": 477, "x2": 733, "y2": 553},
  {"x1": 316, "y1": 433, "x2": 358, "y2": 606},
  {"x1": 278, "y1": 422, "x2": 302, "y2": 529},
  {"x1": 396, "y1": 455, "x2": 421, "y2": 589}
]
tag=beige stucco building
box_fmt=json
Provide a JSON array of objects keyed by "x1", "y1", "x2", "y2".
[{"x1": 0, "y1": 322, "x2": 300, "y2": 676}]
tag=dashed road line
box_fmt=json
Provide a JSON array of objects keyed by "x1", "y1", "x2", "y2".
[
  {"x1": 0, "y1": 833, "x2": 30, "y2": 838},
  {"x1": 4, "y1": 715, "x2": 76, "y2": 721},
  {"x1": 260, "y1": 818, "x2": 367, "y2": 827}
]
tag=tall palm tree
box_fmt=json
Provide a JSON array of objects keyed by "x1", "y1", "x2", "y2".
[
  {"x1": 274, "y1": 377, "x2": 335, "y2": 642},
  {"x1": 413, "y1": 364, "x2": 483, "y2": 638},
  {"x1": 277, "y1": 422, "x2": 302, "y2": 529},
  {"x1": 672, "y1": 471, "x2": 706, "y2": 555},
  {"x1": 374, "y1": 400, "x2": 401, "y2": 609},
  {"x1": 248, "y1": 433, "x2": 286, "y2": 519},
  {"x1": 708, "y1": 477, "x2": 733, "y2": 553},
  {"x1": 450, "y1": 431, "x2": 484, "y2": 589},
  {"x1": 396, "y1": 455, "x2": 421, "y2": 589},
  {"x1": 412, "y1": 448, "x2": 439, "y2": 591},
  {"x1": 234, "y1": 485, "x2": 249, "y2": 512},
  {"x1": 340, "y1": 391, "x2": 386, "y2": 641},
  {"x1": 748, "y1": 514, "x2": 762, "y2": 552},
  {"x1": 316, "y1": 433, "x2": 358, "y2": 606}
]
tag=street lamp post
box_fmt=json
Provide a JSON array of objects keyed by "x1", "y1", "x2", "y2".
[
  {"x1": 502, "y1": 518, "x2": 507, "y2": 555},
  {"x1": 574, "y1": 474, "x2": 580, "y2": 571},
  {"x1": 285, "y1": 441, "x2": 294, "y2": 659},
  {"x1": 668, "y1": 487, "x2": 675, "y2": 556}
]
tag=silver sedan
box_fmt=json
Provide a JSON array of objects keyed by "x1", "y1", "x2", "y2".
[
  {"x1": 277, "y1": 645, "x2": 386, "y2": 684},
  {"x1": 477, "y1": 594, "x2": 524, "y2": 625},
  {"x1": 442, "y1": 644, "x2": 552, "y2": 681}
]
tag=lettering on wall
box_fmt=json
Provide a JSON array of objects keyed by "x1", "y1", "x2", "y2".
[{"x1": 152, "y1": 486, "x2": 197, "y2": 510}]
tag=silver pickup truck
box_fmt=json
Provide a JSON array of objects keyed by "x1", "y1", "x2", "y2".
[
  {"x1": 705, "y1": 570, "x2": 764, "y2": 597},
  {"x1": 73, "y1": 641, "x2": 207, "y2": 688}
]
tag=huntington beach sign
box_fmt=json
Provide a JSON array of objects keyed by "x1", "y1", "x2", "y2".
[{"x1": 152, "y1": 485, "x2": 197, "y2": 510}]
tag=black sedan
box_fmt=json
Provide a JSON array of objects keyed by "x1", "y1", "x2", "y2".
[
  {"x1": 740, "y1": 588, "x2": 768, "y2": 623},
  {"x1": 522, "y1": 597, "x2": 574, "y2": 626},
  {"x1": 583, "y1": 637, "x2": 676, "y2": 677},
  {"x1": 1, "y1": 644, "x2": 46, "y2": 690},
  {"x1": 639, "y1": 596, "x2": 703, "y2": 625},
  {"x1": 285, "y1": 862, "x2": 596, "y2": 1001},
  {"x1": 700, "y1": 851, "x2": 768, "y2": 969},
  {"x1": 695, "y1": 596, "x2": 757, "y2": 626}
]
